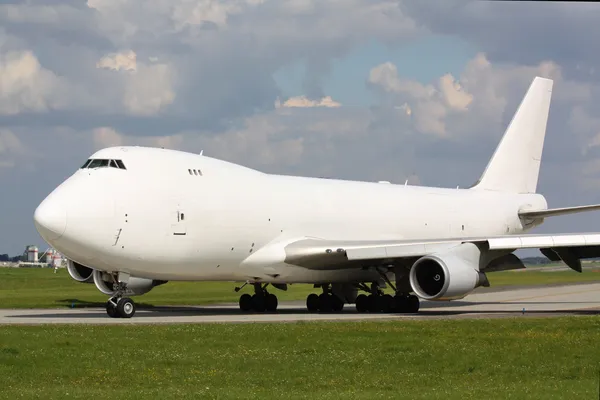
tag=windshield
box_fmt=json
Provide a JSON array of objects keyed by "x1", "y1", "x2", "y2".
[{"x1": 80, "y1": 158, "x2": 127, "y2": 170}]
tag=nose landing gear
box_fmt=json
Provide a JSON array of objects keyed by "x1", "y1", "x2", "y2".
[
  {"x1": 106, "y1": 296, "x2": 136, "y2": 318},
  {"x1": 105, "y1": 272, "x2": 136, "y2": 318}
]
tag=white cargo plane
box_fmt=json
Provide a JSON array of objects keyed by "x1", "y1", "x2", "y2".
[{"x1": 34, "y1": 76, "x2": 600, "y2": 318}]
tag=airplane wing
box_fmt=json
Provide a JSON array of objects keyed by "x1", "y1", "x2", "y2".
[{"x1": 283, "y1": 233, "x2": 600, "y2": 273}]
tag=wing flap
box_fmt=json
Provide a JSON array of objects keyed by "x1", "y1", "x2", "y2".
[{"x1": 488, "y1": 233, "x2": 600, "y2": 250}]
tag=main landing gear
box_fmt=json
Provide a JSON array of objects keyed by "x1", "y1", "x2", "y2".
[
  {"x1": 237, "y1": 283, "x2": 278, "y2": 312},
  {"x1": 305, "y1": 284, "x2": 344, "y2": 312},
  {"x1": 354, "y1": 288, "x2": 420, "y2": 313},
  {"x1": 105, "y1": 273, "x2": 136, "y2": 318},
  {"x1": 353, "y1": 271, "x2": 420, "y2": 314}
]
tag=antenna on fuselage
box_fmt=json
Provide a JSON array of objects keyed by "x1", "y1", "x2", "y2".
[{"x1": 199, "y1": 150, "x2": 204, "y2": 156}]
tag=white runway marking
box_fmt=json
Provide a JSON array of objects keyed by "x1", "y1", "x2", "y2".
[{"x1": 1, "y1": 282, "x2": 599, "y2": 325}]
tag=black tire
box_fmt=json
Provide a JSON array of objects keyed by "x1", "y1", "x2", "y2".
[
  {"x1": 355, "y1": 294, "x2": 368, "y2": 313},
  {"x1": 239, "y1": 293, "x2": 253, "y2": 312},
  {"x1": 331, "y1": 294, "x2": 344, "y2": 312},
  {"x1": 116, "y1": 297, "x2": 136, "y2": 318},
  {"x1": 393, "y1": 295, "x2": 408, "y2": 313},
  {"x1": 106, "y1": 301, "x2": 119, "y2": 318},
  {"x1": 381, "y1": 294, "x2": 394, "y2": 313},
  {"x1": 407, "y1": 295, "x2": 420, "y2": 313},
  {"x1": 251, "y1": 294, "x2": 266, "y2": 312},
  {"x1": 368, "y1": 295, "x2": 380, "y2": 313},
  {"x1": 306, "y1": 293, "x2": 319, "y2": 312},
  {"x1": 318, "y1": 293, "x2": 331, "y2": 312},
  {"x1": 265, "y1": 293, "x2": 278, "y2": 312}
]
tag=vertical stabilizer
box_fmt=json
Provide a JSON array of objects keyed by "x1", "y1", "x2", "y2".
[{"x1": 472, "y1": 76, "x2": 553, "y2": 193}]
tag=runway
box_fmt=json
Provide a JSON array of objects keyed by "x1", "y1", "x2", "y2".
[{"x1": 1, "y1": 282, "x2": 600, "y2": 325}]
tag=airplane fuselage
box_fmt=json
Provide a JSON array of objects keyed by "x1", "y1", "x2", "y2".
[{"x1": 37, "y1": 146, "x2": 547, "y2": 284}]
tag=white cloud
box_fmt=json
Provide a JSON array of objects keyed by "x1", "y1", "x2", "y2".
[
  {"x1": 0, "y1": 51, "x2": 60, "y2": 115},
  {"x1": 96, "y1": 50, "x2": 175, "y2": 115},
  {"x1": 0, "y1": 129, "x2": 25, "y2": 169},
  {"x1": 367, "y1": 52, "x2": 586, "y2": 139},
  {"x1": 123, "y1": 63, "x2": 175, "y2": 115},
  {"x1": 96, "y1": 50, "x2": 137, "y2": 72},
  {"x1": 275, "y1": 95, "x2": 341, "y2": 108},
  {"x1": 171, "y1": 0, "x2": 262, "y2": 30},
  {"x1": 93, "y1": 127, "x2": 124, "y2": 148}
]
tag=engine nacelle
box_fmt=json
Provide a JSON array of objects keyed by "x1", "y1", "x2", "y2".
[
  {"x1": 409, "y1": 243, "x2": 488, "y2": 301},
  {"x1": 92, "y1": 269, "x2": 166, "y2": 296},
  {"x1": 66, "y1": 260, "x2": 94, "y2": 283}
]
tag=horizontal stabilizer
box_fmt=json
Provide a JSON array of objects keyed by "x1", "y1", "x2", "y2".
[{"x1": 519, "y1": 204, "x2": 600, "y2": 219}]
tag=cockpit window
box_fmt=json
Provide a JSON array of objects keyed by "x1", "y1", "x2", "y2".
[
  {"x1": 81, "y1": 158, "x2": 127, "y2": 170},
  {"x1": 88, "y1": 159, "x2": 109, "y2": 168}
]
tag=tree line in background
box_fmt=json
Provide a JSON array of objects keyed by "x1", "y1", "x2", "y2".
[{"x1": 0, "y1": 254, "x2": 26, "y2": 262}]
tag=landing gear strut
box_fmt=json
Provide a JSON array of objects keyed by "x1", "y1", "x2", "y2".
[
  {"x1": 238, "y1": 283, "x2": 278, "y2": 313},
  {"x1": 105, "y1": 273, "x2": 136, "y2": 318},
  {"x1": 305, "y1": 284, "x2": 344, "y2": 313}
]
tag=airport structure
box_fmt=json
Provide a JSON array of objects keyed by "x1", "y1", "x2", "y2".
[{"x1": 15, "y1": 245, "x2": 64, "y2": 268}]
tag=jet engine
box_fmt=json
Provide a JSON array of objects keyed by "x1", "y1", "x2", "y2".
[
  {"x1": 92, "y1": 269, "x2": 166, "y2": 296},
  {"x1": 66, "y1": 260, "x2": 94, "y2": 283},
  {"x1": 409, "y1": 243, "x2": 489, "y2": 301}
]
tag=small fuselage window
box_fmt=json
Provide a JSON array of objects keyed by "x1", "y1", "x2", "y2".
[{"x1": 80, "y1": 159, "x2": 127, "y2": 170}]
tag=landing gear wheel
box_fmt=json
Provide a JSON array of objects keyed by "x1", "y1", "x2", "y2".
[
  {"x1": 355, "y1": 294, "x2": 368, "y2": 313},
  {"x1": 330, "y1": 294, "x2": 344, "y2": 312},
  {"x1": 368, "y1": 294, "x2": 381, "y2": 313},
  {"x1": 393, "y1": 295, "x2": 408, "y2": 313},
  {"x1": 106, "y1": 301, "x2": 119, "y2": 318},
  {"x1": 265, "y1": 293, "x2": 278, "y2": 312},
  {"x1": 116, "y1": 297, "x2": 136, "y2": 318},
  {"x1": 239, "y1": 293, "x2": 253, "y2": 312},
  {"x1": 306, "y1": 293, "x2": 319, "y2": 312},
  {"x1": 318, "y1": 293, "x2": 332, "y2": 312},
  {"x1": 251, "y1": 294, "x2": 266, "y2": 312},
  {"x1": 381, "y1": 294, "x2": 394, "y2": 313},
  {"x1": 407, "y1": 295, "x2": 420, "y2": 313}
]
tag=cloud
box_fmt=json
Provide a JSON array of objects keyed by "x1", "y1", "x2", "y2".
[
  {"x1": 93, "y1": 126, "x2": 123, "y2": 148},
  {"x1": 122, "y1": 63, "x2": 175, "y2": 115},
  {"x1": 94, "y1": 50, "x2": 175, "y2": 115},
  {"x1": 0, "y1": 129, "x2": 26, "y2": 169},
  {"x1": 0, "y1": 50, "x2": 61, "y2": 115},
  {"x1": 275, "y1": 95, "x2": 341, "y2": 108},
  {"x1": 366, "y1": 52, "x2": 592, "y2": 141},
  {"x1": 404, "y1": 1, "x2": 600, "y2": 78},
  {"x1": 96, "y1": 50, "x2": 137, "y2": 71}
]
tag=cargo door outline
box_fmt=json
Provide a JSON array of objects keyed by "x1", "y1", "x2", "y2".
[{"x1": 172, "y1": 207, "x2": 187, "y2": 236}]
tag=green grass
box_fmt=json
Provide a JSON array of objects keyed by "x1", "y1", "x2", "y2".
[
  {"x1": 0, "y1": 318, "x2": 599, "y2": 399},
  {"x1": 0, "y1": 266, "x2": 600, "y2": 309}
]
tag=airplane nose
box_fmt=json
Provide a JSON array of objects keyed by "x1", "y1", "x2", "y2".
[{"x1": 34, "y1": 196, "x2": 67, "y2": 242}]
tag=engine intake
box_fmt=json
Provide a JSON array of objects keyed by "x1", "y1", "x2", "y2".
[
  {"x1": 92, "y1": 270, "x2": 166, "y2": 296},
  {"x1": 409, "y1": 243, "x2": 488, "y2": 301},
  {"x1": 66, "y1": 260, "x2": 94, "y2": 283}
]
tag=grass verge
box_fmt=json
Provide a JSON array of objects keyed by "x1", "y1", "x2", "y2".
[{"x1": 0, "y1": 318, "x2": 599, "y2": 399}]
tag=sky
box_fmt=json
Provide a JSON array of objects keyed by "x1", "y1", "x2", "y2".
[{"x1": 2, "y1": 0, "x2": 600, "y2": 255}]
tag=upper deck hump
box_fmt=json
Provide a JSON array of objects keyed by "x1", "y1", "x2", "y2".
[{"x1": 88, "y1": 146, "x2": 265, "y2": 177}]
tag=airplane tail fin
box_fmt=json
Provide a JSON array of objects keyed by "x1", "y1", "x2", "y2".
[{"x1": 472, "y1": 76, "x2": 553, "y2": 193}]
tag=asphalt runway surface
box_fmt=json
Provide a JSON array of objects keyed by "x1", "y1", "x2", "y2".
[{"x1": 1, "y1": 282, "x2": 600, "y2": 325}]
